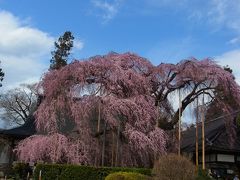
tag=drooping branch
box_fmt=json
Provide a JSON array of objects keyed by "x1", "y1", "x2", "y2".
[
  {"x1": 155, "y1": 59, "x2": 240, "y2": 130},
  {"x1": 15, "y1": 53, "x2": 240, "y2": 166},
  {"x1": 16, "y1": 52, "x2": 166, "y2": 167}
]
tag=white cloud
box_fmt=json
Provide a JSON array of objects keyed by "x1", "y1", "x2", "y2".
[
  {"x1": 143, "y1": 0, "x2": 187, "y2": 8},
  {"x1": 74, "y1": 39, "x2": 84, "y2": 50},
  {"x1": 0, "y1": 11, "x2": 84, "y2": 91},
  {"x1": 0, "y1": 10, "x2": 54, "y2": 90},
  {"x1": 141, "y1": 0, "x2": 240, "y2": 44},
  {"x1": 91, "y1": 0, "x2": 123, "y2": 23},
  {"x1": 0, "y1": 11, "x2": 54, "y2": 58},
  {"x1": 146, "y1": 37, "x2": 195, "y2": 65},
  {"x1": 187, "y1": 0, "x2": 240, "y2": 44},
  {"x1": 227, "y1": 37, "x2": 240, "y2": 45},
  {"x1": 215, "y1": 49, "x2": 240, "y2": 85},
  {"x1": 207, "y1": 0, "x2": 240, "y2": 32}
]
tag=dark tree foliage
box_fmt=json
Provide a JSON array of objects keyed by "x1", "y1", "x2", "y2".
[
  {"x1": 50, "y1": 31, "x2": 74, "y2": 70},
  {"x1": 205, "y1": 65, "x2": 239, "y2": 121},
  {"x1": 223, "y1": 65, "x2": 233, "y2": 76},
  {"x1": 0, "y1": 61, "x2": 4, "y2": 87}
]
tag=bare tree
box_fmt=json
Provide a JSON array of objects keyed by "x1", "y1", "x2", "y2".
[{"x1": 0, "y1": 84, "x2": 38, "y2": 125}]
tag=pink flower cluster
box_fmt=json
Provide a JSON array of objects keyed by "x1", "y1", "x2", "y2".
[{"x1": 15, "y1": 52, "x2": 240, "y2": 167}]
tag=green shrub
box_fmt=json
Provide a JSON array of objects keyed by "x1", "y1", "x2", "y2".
[
  {"x1": 196, "y1": 169, "x2": 212, "y2": 180},
  {"x1": 58, "y1": 165, "x2": 99, "y2": 180},
  {"x1": 34, "y1": 164, "x2": 65, "y2": 180},
  {"x1": 152, "y1": 154, "x2": 196, "y2": 180},
  {"x1": 105, "y1": 172, "x2": 150, "y2": 180},
  {"x1": 12, "y1": 162, "x2": 32, "y2": 179},
  {"x1": 34, "y1": 164, "x2": 151, "y2": 180}
]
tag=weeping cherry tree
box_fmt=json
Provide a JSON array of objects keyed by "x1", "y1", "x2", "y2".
[{"x1": 15, "y1": 53, "x2": 240, "y2": 167}]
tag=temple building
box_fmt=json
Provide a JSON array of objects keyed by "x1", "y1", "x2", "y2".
[
  {"x1": 181, "y1": 117, "x2": 240, "y2": 179},
  {"x1": 0, "y1": 117, "x2": 36, "y2": 174}
]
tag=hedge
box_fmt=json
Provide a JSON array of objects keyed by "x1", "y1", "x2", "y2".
[
  {"x1": 34, "y1": 164, "x2": 151, "y2": 180},
  {"x1": 12, "y1": 162, "x2": 33, "y2": 179},
  {"x1": 105, "y1": 172, "x2": 151, "y2": 180}
]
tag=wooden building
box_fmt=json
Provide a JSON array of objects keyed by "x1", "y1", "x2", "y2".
[
  {"x1": 181, "y1": 117, "x2": 240, "y2": 178},
  {"x1": 0, "y1": 117, "x2": 36, "y2": 174}
]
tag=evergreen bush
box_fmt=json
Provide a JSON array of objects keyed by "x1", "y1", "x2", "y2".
[
  {"x1": 105, "y1": 171, "x2": 150, "y2": 180},
  {"x1": 34, "y1": 164, "x2": 151, "y2": 180}
]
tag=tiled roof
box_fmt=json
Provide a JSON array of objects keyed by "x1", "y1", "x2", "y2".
[
  {"x1": 0, "y1": 116, "x2": 36, "y2": 139},
  {"x1": 181, "y1": 117, "x2": 240, "y2": 153}
]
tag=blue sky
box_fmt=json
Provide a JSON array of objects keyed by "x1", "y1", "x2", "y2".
[
  {"x1": 0, "y1": 0, "x2": 240, "y2": 127},
  {"x1": 0, "y1": 0, "x2": 240, "y2": 88},
  {"x1": 1, "y1": 0, "x2": 237, "y2": 59}
]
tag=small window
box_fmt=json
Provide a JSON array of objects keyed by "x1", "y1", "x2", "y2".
[
  {"x1": 205, "y1": 155, "x2": 210, "y2": 162},
  {"x1": 217, "y1": 154, "x2": 234, "y2": 162},
  {"x1": 237, "y1": 156, "x2": 240, "y2": 161},
  {"x1": 198, "y1": 154, "x2": 216, "y2": 162},
  {"x1": 210, "y1": 154, "x2": 216, "y2": 162}
]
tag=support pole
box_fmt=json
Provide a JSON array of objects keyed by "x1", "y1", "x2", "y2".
[
  {"x1": 155, "y1": 100, "x2": 160, "y2": 161},
  {"x1": 195, "y1": 97, "x2": 199, "y2": 169},
  {"x1": 115, "y1": 124, "x2": 120, "y2": 166},
  {"x1": 201, "y1": 94, "x2": 205, "y2": 170},
  {"x1": 111, "y1": 131, "x2": 115, "y2": 167},
  {"x1": 39, "y1": 170, "x2": 42, "y2": 180},
  {"x1": 96, "y1": 99, "x2": 101, "y2": 167},
  {"x1": 101, "y1": 121, "x2": 107, "y2": 166},
  {"x1": 178, "y1": 89, "x2": 182, "y2": 156},
  {"x1": 97, "y1": 100, "x2": 101, "y2": 133},
  {"x1": 156, "y1": 100, "x2": 159, "y2": 127}
]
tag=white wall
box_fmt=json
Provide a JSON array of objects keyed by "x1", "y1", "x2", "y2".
[
  {"x1": 217, "y1": 154, "x2": 235, "y2": 162},
  {"x1": 0, "y1": 140, "x2": 10, "y2": 164}
]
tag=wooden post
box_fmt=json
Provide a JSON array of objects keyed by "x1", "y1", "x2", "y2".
[
  {"x1": 115, "y1": 124, "x2": 120, "y2": 166},
  {"x1": 111, "y1": 131, "x2": 115, "y2": 167},
  {"x1": 95, "y1": 99, "x2": 101, "y2": 167},
  {"x1": 178, "y1": 89, "x2": 182, "y2": 156},
  {"x1": 201, "y1": 94, "x2": 205, "y2": 170},
  {"x1": 101, "y1": 121, "x2": 107, "y2": 166},
  {"x1": 120, "y1": 139, "x2": 123, "y2": 167},
  {"x1": 94, "y1": 151, "x2": 98, "y2": 167},
  {"x1": 156, "y1": 100, "x2": 159, "y2": 127},
  {"x1": 39, "y1": 170, "x2": 42, "y2": 180},
  {"x1": 97, "y1": 101, "x2": 101, "y2": 133},
  {"x1": 154, "y1": 100, "x2": 160, "y2": 161},
  {"x1": 195, "y1": 97, "x2": 199, "y2": 169},
  {"x1": 27, "y1": 172, "x2": 30, "y2": 180}
]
